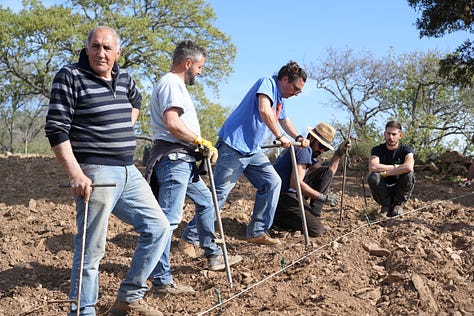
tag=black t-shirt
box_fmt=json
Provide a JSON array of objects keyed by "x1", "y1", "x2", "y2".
[{"x1": 371, "y1": 142, "x2": 414, "y2": 183}]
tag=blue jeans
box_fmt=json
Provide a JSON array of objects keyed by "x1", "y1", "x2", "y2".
[
  {"x1": 183, "y1": 139, "x2": 281, "y2": 242},
  {"x1": 149, "y1": 156, "x2": 222, "y2": 286},
  {"x1": 68, "y1": 164, "x2": 170, "y2": 316}
]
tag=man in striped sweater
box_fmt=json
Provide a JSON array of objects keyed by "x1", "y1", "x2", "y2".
[{"x1": 45, "y1": 26, "x2": 169, "y2": 316}]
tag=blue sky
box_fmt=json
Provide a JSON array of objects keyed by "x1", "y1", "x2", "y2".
[
  {"x1": 2, "y1": 0, "x2": 470, "y2": 134},
  {"x1": 206, "y1": 0, "x2": 470, "y2": 134}
]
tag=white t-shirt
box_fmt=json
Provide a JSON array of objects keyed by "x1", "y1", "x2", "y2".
[{"x1": 150, "y1": 72, "x2": 200, "y2": 144}]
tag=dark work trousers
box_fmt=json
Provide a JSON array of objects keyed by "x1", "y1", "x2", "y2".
[
  {"x1": 272, "y1": 167, "x2": 334, "y2": 237},
  {"x1": 367, "y1": 171, "x2": 415, "y2": 208}
]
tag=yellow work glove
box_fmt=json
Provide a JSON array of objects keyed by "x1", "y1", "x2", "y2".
[{"x1": 194, "y1": 136, "x2": 218, "y2": 163}]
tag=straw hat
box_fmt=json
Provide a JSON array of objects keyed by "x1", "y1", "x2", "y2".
[{"x1": 306, "y1": 122, "x2": 335, "y2": 151}]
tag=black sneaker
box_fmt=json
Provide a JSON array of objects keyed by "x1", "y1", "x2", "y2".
[
  {"x1": 388, "y1": 204, "x2": 403, "y2": 217},
  {"x1": 208, "y1": 254, "x2": 243, "y2": 271},
  {"x1": 380, "y1": 205, "x2": 391, "y2": 214}
]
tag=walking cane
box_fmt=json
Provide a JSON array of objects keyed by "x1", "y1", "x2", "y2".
[
  {"x1": 261, "y1": 141, "x2": 310, "y2": 248},
  {"x1": 338, "y1": 119, "x2": 352, "y2": 225},
  {"x1": 202, "y1": 154, "x2": 234, "y2": 288},
  {"x1": 57, "y1": 183, "x2": 116, "y2": 315}
]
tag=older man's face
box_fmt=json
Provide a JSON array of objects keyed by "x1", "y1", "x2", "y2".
[{"x1": 86, "y1": 28, "x2": 121, "y2": 80}]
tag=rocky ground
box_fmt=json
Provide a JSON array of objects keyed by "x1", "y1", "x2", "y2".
[{"x1": 0, "y1": 155, "x2": 473, "y2": 316}]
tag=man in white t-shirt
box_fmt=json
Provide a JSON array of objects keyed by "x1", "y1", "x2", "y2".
[{"x1": 145, "y1": 40, "x2": 241, "y2": 296}]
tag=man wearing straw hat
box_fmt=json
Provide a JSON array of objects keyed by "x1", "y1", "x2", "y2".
[{"x1": 272, "y1": 122, "x2": 350, "y2": 236}]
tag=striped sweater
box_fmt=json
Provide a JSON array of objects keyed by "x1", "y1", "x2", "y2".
[{"x1": 45, "y1": 49, "x2": 142, "y2": 166}]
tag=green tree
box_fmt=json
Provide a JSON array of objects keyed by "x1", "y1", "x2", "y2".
[
  {"x1": 306, "y1": 48, "x2": 394, "y2": 141},
  {"x1": 382, "y1": 50, "x2": 474, "y2": 161},
  {"x1": 0, "y1": 0, "x2": 235, "y2": 153},
  {"x1": 408, "y1": 0, "x2": 474, "y2": 86}
]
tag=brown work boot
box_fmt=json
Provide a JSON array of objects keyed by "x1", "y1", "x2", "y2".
[
  {"x1": 246, "y1": 234, "x2": 280, "y2": 245},
  {"x1": 208, "y1": 254, "x2": 243, "y2": 271},
  {"x1": 110, "y1": 298, "x2": 162, "y2": 316},
  {"x1": 177, "y1": 239, "x2": 202, "y2": 258},
  {"x1": 152, "y1": 283, "x2": 195, "y2": 296}
]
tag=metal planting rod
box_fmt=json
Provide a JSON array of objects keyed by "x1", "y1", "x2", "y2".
[
  {"x1": 339, "y1": 119, "x2": 352, "y2": 225},
  {"x1": 261, "y1": 140, "x2": 309, "y2": 247},
  {"x1": 58, "y1": 183, "x2": 116, "y2": 315},
  {"x1": 288, "y1": 144, "x2": 311, "y2": 248},
  {"x1": 204, "y1": 156, "x2": 233, "y2": 288}
]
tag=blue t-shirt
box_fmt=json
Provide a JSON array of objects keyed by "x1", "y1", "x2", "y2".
[
  {"x1": 218, "y1": 75, "x2": 288, "y2": 154},
  {"x1": 273, "y1": 146, "x2": 315, "y2": 192}
]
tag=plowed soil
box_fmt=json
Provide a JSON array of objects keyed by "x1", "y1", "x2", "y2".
[{"x1": 0, "y1": 155, "x2": 473, "y2": 315}]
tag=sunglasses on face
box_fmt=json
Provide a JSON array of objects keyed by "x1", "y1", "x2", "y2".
[{"x1": 318, "y1": 142, "x2": 329, "y2": 152}]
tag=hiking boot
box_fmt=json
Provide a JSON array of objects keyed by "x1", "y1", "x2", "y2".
[
  {"x1": 246, "y1": 234, "x2": 280, "y2": 245},
  {"x1": 177, "y1": 239, "x2": 201, "y2": 258},
  {"x1": 110, "y1": 299, "x2": 162, "y2": 316},
  {"x1": 389, "y1": 204, "x2": 403, "y2": 217},
  {"x1": 152, "y1": 283, "x2": 195, "y2": 296},
  {"x1": 208, "y1": 254, "x2": 243, "y2": 271}
]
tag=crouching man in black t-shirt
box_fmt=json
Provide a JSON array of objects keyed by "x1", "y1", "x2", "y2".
[{"x1": 368, "y1": 120, "x2": 415, "y2": 217}]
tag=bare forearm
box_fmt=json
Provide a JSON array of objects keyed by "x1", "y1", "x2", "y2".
[
  {"x1": 279, "y1": 118, "x2": 299, "y2": 139},
  {"x1": 163, "y1": 108, "x2": 199, "y2": 144},
  {"x1": 131, "y1": 108, "x2": 139, "y2": 125},
  {"x1": 327, "y1": 154, "x2": 341, "y2": 175},
  {"x1": 52, "y1": 141, "x2": 84, "y2": 180},
  {"x1": 299, "y1": 181, "x2": 321, "y2": 200},
  {"x1": 52, "y1": 141, "x2": 92, "y2": 200},
  {"x1": 259, "y1": 107, "x2": 281, "y2": 137}
]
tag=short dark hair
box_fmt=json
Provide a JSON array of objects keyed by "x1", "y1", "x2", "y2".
[
  {"x1": 385, "y1": 120, "x2": 402, "y2": 131},
  {"x1": 277, "y1": 61, "x2": 307, "y2": 83},
  {"x1": 173, "y1": 40, "x2": 207, "y2": 65}
]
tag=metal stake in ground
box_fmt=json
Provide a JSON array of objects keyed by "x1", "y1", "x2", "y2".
[
  {"x1": 289, "y1": 144, "x2": 311, "y2": 248},
  {"x1": 261, "y1": 141, "x2": 309, "y2": 247},
  {"x1": 353, "y1": 138, "x2": 372, "y2": 225},
  {"x1": 75, "y1": 200, "x2": 88, "y2": 316},
  {"x1": 339, "y1": 119, "x2": 352, "y2": 225},
  {"x1": 204, "y1": 155, "x2": 233, "y2": 288},
  {"x1": 57, "y1": 183, "x2": 116, "y2": 315}
]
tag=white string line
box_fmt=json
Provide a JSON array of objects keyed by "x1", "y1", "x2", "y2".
[{"x1": 196, "y1": 190, "x2": 473, "y2": 315}]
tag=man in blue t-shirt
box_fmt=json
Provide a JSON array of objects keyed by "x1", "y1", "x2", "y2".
[
  {"x1": 272, "y1": 122, "x2": 350, "y2": 237},
  {"x1": 182, "y1": 61, "x2": 310, "y2": 246},
  {"x1": 368, "y1": 120, "x2": 415, "y2": 217}
]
